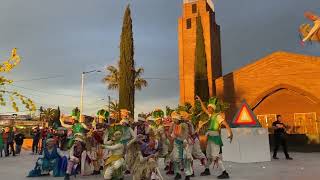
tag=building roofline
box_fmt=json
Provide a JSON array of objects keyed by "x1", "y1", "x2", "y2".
[{"x1": 217, "y1": 51, "x2": 320, "y2": 81}]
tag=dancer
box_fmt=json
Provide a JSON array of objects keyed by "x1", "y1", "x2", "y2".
[
  {"x1": 126, "y1": 132, "x2": 163, "y2": 180},
  {"x1": 171, "y1": 111, "x2": 193, "y2": 180},
  {"x1": 196, "y1": 96, "x2": 233, "y2": 179},
  {"x1": 64, "y1": 136, "x2": 87, "y2": 180},
  {"x1": 180, "y1": 111, "x2": 206, "y2": 177},
  {"x1": 27, "y1": 138, "x2": 67, "y2": 177},
  {"x1": 102, "y1": 131, "x2": 125, "y2": 180}
]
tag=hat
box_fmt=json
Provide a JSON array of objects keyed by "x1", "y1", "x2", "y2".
[
  {"x1": 138, "y1": 113, "x2": 147, "y2": 122},
  {"x1": 74, "y1": 137, "x2": 85, "y2": 143},
  {"x1": 207, "y1": 97, "x2": 218, "y2": 109},
  {"x1": 46, "y1": 138, "x2": 56, "y2": 144},
  {"x1": 120, "y1": 119, "x2": 129, "y2": 125},
  {"x1": 180, "y1": 111, "x2": 191, "y2": 120},
  {"x1": 171, "y1": 111, "x2": 181, "y2": 120},
  {"x1": 152, "y1": 109, "x2": 164, "y2": 119},
  {"x1": 97, "y1": 109, "x2": 109, "y2": 120}
]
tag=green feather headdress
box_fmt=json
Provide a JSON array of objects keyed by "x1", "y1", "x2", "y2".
[
  {"x1": 152, "y1": 109, "x2": 164, "y2": 119},
  {"x1": 97, "y1": 109, "x2": 110, "y2": 120},
  {"x1": 71, "y1": 107, "x2": 80, "y2": 120}
]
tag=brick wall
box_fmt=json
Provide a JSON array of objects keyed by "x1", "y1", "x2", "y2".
[{"x1": 215, "y1": 51, "x2": 320, "y2": 128}]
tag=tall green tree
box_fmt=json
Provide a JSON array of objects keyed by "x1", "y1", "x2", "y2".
[
  {"x1": 194, "y1": 15, "x2": 209, "y2": 103},
  {"x1": 119, "y1": 5, "x2": 135, "y2": 116}
]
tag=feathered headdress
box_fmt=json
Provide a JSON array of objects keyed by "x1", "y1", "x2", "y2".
[{"x1": 97, "y1": 109, "x2": 109, "y2": 120}]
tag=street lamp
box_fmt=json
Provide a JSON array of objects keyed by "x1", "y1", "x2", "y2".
[{"x1": 80, "y1": 70, "x2": 102, "y2": 122}]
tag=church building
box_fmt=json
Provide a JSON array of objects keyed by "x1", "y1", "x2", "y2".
[{"x1": 178, "y1": 0, "x2": 320, "y2": 136}]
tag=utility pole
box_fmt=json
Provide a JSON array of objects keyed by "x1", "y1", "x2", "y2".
[
  {"x1": 79, "y1": 70, "x2": 101, "y2": 123},
  {"x1": 80, "y1": 72, "x2": 85, "y2": 122},
  {"x1": 108, "y1": 96, "x2": 111, "y2": 112}
]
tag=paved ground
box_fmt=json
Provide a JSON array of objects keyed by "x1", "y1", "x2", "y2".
[{"x1": 1, "y1": 151, "x2": 320, "y2": 180}]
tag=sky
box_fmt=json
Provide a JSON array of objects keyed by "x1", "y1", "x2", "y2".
[{"x1": 0, "y1": 0, "x2": 320, "y2": 116}]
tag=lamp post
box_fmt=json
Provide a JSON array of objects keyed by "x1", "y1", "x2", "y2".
[{"x1": 80, "y1": 70, "x2": 101, "y2": 122}]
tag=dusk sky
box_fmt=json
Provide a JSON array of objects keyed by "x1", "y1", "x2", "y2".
[{"x1": 1, "y1": 0, "x2": 320, "y2": 116}]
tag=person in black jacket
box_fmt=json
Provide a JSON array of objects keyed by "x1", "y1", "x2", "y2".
[
  {"x1": 272, "y1": 115, "x2": 293, "y2": 160},
  {"x1": 15, "y1": 131, "x2": 25, "y2": 155},
  {"x1": 6, "y1": 128, "x2": 15, "y2": 156},
  {"x1": 32, "y1": 127, "x2": 41, "y2": 155}
]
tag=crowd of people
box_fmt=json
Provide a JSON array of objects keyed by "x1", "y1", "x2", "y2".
[
  {"x1": 0, "y1": 126, "x2": 25, "y2": 157},
  {"x1": 24, "y1": 96, "x2": 233, "y2": 180}
]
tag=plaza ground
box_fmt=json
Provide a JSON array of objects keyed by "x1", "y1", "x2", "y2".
[{"x1": 0, "y1": 151, "x2": 319, "y2": 180}]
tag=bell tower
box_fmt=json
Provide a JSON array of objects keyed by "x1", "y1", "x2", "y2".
[{"x1": 178, "y1": 0, "x2": 222, "y2": 104}]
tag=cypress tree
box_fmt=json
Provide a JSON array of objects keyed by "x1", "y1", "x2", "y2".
[
  {"x1": 194, "y1": 15, "x2": 209, "y2": 102},
  {"x1": 119, "y1": 5, "x2": 135, "y2": 116}
]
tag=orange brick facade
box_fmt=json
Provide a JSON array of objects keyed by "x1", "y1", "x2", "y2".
[
  {"x1": 215, "y1": 52, "x2": 320, "y2": 134},
  {"x1": 178, "y1": 0, "x2": 222, "y2": 105}
]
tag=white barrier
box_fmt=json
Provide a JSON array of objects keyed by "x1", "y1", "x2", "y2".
[{"x1": 221, "y1": 128, "x2": 271, "y2": 163}]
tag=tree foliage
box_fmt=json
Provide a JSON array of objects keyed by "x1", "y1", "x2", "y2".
[
  {"x1": 0, "y1": 48, "x2": 36, "y2": 112},
  {"x1": 194, "y1": 15, "x2": 209, "y2": 103},
  {"x1": 119, "y1": 5, "x2": 135, "y2": 116}
]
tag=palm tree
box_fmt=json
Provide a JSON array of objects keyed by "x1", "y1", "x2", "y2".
[
  {"x1": 134, "y1": 67, "x2": 148, "y2": 90},
  {"x1": 103, "y1": 64, "x2": 148, "y2": 91},
  {"x1": 103, "y1": 65, "x2": 119, "y2": 90},
  {"x1": 42, "y1": 108, "x2": 56, "y2": 126},
  {"x1": 103, "y1": 64, "x2": 148, "y2": 117}
]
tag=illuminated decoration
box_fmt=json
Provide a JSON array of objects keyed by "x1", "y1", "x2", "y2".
[
  {"x1": 299, "y1": 11, "x2": 320, "y2": 45},
  {"x1": 231, "y1": 100, "x2": 261, "y2": 128}
]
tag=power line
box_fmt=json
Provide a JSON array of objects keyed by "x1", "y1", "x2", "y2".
[
  {"x1": 7, "y1": 84, "x2": 105, "y2": 99},
  {"x1": 14, "y1": 75, "x2": 65, "y2": 82}
]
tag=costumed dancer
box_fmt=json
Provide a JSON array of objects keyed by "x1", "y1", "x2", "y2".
[
  {"x1": 102, "y1": 131, "x2": 125, "y2": 180},
  {"x1": 166, "y1": 112, "x2": 182, "y2": 175},
  {"x1": 151, "y1": 109, "x2": 170, "y2": 170},
  {"x1": 162, "y1": 116, "x2": 173, "y2": 172},
  {"x1": 170, "y1": 111, "x2": 193, "y2": 180},
  {"x1": 134, "y1": 113, "x2": 150, "y2": 137},
  {"x1": 64, "y1": 137, "x2": 87, "y2": 180},
  {"x1": 60, "y1": 109, "x2": 89, "y2": 148},
  {"x1": 126, "y1": 130, "x2": 163, "y2": 180},
  {"x1": 180, "y1": 111, "x2": 206, "y2": 177},
  {"x1": 196, "y1": 96, "x2": 233, "y2": 179},
  {"x1": 27, "y1": 138, "x2": 67, "y2": 177}
]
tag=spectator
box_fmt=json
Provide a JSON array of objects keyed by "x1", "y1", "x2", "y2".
[
  {"x1": 0, "y1": 129, "x2": 4, "y2": 157},
  {"x1": 2, "y1": 127, "x2": 9, "y2": 156},
  {"x1": 32, "y1": 127, "x2": 41, "y2": 155},
  {"x1": 272, "y1": 115, "x2": 293, "y2": 160},
  {"x1": 7, "y1": 127, "x2": 15, "y2": 156},
  {"x1": 15, "y1": 131, "x2": 25, "y2": 155},
  {"x1": 39, "y1": 127, "x2": 48, "y2": 154}
]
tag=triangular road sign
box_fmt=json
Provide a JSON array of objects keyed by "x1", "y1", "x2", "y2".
[{"x1": 231, "y1": 100, "x2": 261, "y2": 128}]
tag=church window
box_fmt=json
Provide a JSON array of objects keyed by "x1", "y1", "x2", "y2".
[
  {"x1": 192, "y1": 4, "x2": 197, "y2": 13},
  {"x1": 186, "y1": 18, "x2": 192, "y2": 29}
]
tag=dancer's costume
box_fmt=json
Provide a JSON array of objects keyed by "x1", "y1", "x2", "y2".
[
  {"x1": 103, "y1": 131, "x2": 125, "y2": 180},
  {"x1": 126, "y1": 134, "x2": 163, "y2": 180},
  {"x1": 198, "y1": 97, "x2": 233, "y2": 179},
  {"x1": 27, "y1": 138, "x2": 67, "y2": 177},
  {"x1": 64, "y1": 137, "x2": 87, "y2": 179},
  {"x1": 119, "y1": 119, "x2": 135, "y2": 145},
  {"x1": 134, "y1": 113, "x2": 150, "y2": 136},
  {"x1": 60, "y1": 110, "x2": 89, "y2": 149},
  {"x1": 180, "y1": 111, "x2": 206, "y2": 176},
  {"x1": 170, "y1": 112, "x2": 193, "y2": 180}
]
